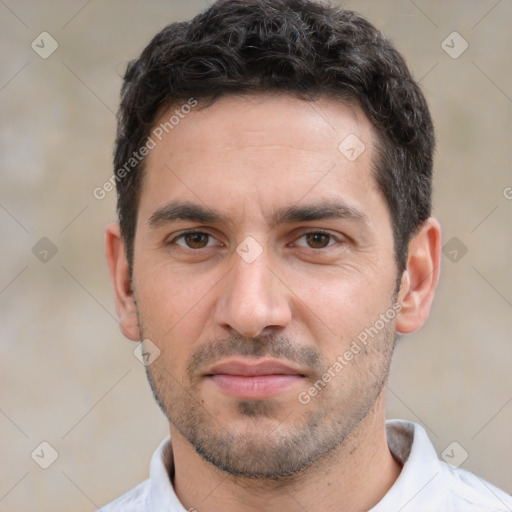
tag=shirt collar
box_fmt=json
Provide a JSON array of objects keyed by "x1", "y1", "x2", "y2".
[
  {"x1": 370, "y1": 419, "x2": 444, "y2": 511},
  {"x1": 149, "y1": 437, "x2": 187, "y2": 511},
  {"x1": 147, "y1": 420, "x2": 442, "y2": 511}
]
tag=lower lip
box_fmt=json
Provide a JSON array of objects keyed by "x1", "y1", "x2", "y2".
[{"x1": 208, "y1": 374, "x2": 304, "y2": 399}]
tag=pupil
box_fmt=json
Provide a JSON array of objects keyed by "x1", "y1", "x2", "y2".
[
  {"x1": 186, "y1": 233, "x2": 208, "y2": 248},
  {"x1": 307, "y1": 233, "x2": 329, "y2": 248}
]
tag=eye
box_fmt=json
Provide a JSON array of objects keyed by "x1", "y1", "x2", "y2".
[
  {"x1": 170, "y1": 231, "x2": 221, "y2": 249},
  {"x1": 295, "y1": 231, "x2": 338, "y2": 249}
]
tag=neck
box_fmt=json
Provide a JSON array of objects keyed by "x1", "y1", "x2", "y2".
[{"x1": 171, "y1": 393, "x2": 401, "y2": 512}]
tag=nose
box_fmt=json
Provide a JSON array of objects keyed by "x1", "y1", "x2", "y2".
[{"x1": 214, "y1": 247, "x2": 292, "y2": 338}]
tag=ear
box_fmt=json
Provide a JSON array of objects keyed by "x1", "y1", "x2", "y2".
[
  {"x1": 395, "y1": 218, "x2": 441, "y2": 334},
  {"x1": 105, "y1": 223, "x2": 140, "y2": 341}
]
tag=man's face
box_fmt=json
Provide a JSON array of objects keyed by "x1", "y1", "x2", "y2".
[{"x1": 131, "y1": 94, "x2": 399, "y2": 478}]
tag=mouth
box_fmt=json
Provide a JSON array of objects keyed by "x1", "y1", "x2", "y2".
[{"x1": 204, "y1": 358, "x2": 306, "y2": 399}]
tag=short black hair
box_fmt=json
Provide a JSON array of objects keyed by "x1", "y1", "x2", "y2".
[{"x1": 114, "y1": 0, "x2": 435, "y2": 274}]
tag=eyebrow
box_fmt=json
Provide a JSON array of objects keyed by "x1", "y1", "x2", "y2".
[
  {"x1": 147, "y1": 200, "x2": 369, "y2": 229},
  {"x1": 270, "y1": 202, "x2": 369, "y2": 226},
  {"x1": 148, "y1": 201, "x2": 222, "y2": 228}
]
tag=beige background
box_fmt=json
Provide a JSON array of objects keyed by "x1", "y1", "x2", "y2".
[{"x1": 1, "y1": 1, "x2": 511, "y2": 510}]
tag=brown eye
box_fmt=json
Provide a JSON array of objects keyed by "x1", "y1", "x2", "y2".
[
  {"x1": 305, "y1": 232, "x2": 332, "y2": 249},
  {"x1": 171, "y1": 231, "x2": 215, "y2": 249},
  {"x1": 183, "y1": 232, "x2": 210, "y2": 249}
]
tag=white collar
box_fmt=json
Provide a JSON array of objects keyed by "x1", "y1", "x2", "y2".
[{"x1": 140, "y1": 419, "x2": 512, "y2": 512}]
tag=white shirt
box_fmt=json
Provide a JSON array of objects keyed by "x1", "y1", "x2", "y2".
[{"x1": 101, "y1": 420, "x2": 512, "y2": 511}]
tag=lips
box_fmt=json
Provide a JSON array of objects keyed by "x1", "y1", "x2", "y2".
[
  {"x1": 206, "y1": 359, "x2": 305, "y2": 377},
  {"x1": 205, "y1": 358, "x2": 305, "y2": 399}
]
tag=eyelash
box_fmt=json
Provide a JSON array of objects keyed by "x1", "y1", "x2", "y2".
[{"x1": 168, "y1": 229, "x2": 342, "y2": 250}]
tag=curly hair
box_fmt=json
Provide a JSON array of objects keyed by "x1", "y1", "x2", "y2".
[{"x1": 114, "y1": 0, "x2": 435, "y2": 274}]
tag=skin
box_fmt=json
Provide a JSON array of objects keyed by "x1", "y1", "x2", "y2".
[{"x1": 106, "y1": 93, "x2": 441, "y2": 512}]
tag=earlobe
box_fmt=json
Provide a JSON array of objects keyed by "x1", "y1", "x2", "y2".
[
  {"x1": 395, "y1": 218, "x2": 441, "y2": 334},
  {"x1": 105, "y1": 223, "x2": 141, "y2": 341}
]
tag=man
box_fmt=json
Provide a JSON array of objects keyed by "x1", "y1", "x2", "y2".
[{"x1": 103, "y1": 0, "x2": 512, "y2": 510}]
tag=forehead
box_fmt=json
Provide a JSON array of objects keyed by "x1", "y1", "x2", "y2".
[
  {"x1": 150, "y1": 94, "x2": 374, "y2": 158},
  {"x1": 139, "y1": 93, "x2": 380, "y2": 221}
]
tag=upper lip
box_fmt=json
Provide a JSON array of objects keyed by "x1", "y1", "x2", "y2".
[{"x1": 205, "y1": 358, "x2": 305, "y2": 377}]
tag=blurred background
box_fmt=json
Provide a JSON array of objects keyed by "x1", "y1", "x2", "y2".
[{"x1": 1, "y1": 0, "x2": 511, "y2": 510}]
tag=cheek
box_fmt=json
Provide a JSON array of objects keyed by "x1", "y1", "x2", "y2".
[
  {"x1": 289, "y1": 268, "x2": 394, "y2": 351},
  {"x1": 134, "y1": 263, "x2": 217, "y2": 358}
]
